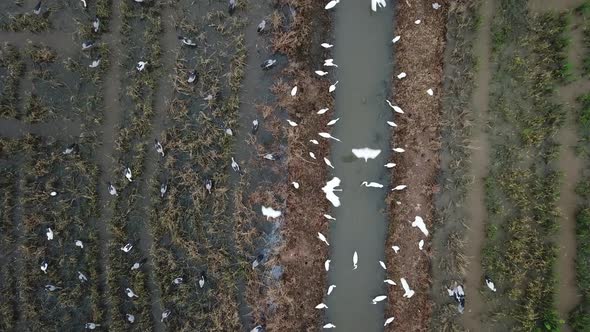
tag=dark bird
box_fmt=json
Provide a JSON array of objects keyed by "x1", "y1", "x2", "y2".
[
  {"x1": 33, "y1": 1, "x2": 42, "y2": 15},
  {"x1": 228, "y1": 0, "x2": 236, "y2": 15}
]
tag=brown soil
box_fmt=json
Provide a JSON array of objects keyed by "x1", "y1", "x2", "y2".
[{"x1": 384, "y1": 1, "x2": 449, "y2": 330}]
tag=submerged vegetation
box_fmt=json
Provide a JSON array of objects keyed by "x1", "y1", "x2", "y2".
[{"x1": 0, "y1": 44, "x2": 25, "y2": 119}]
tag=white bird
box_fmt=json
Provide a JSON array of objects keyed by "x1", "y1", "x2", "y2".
[
  {"x1": 81, "y1": 41, "x2": 94, "y2": 50},
  {"x1": 315, "y1": 70, "x2": 329, "y2": 76},
  {"x1": 45, "y1": 284, "x2": 61, "y2": 291},
  {"x1": 327, "y1": 284, "x2": 336, "y2": 295},
  {"x1": 40, "y1": 261, "x2": 48, "y2": 274},
  {"x1": 261, "y1": 206, "x2": 282, "y2": 220},
  {"x1": 154, "y1": 139, "x2": 164, "y2": 157},
  {"x1": 485, "y1": 276, "x2": 497, "y2": 292},
  {"x1": 257, "y1": 19, "x2": 266, "y2": 33},
  {"x1": 80, "y1": 0, "x2": 87, "y2": 8},
  {"x1": 315, "y1": 303, "x2": 328, "y2": 309},
  {"x1": 292, "y1": 182, "x2": 300, "y2": 189},
  {"x1": 225, "y1": 128, "x2": 233, "y2": 136},
  {"x1": 231, "y1": 157, "x2": 240, "y2": 172},
  {"x1": 172, "y1": 277, "x2": 183, "y2": 285},
  {"x1": 121, "y1": 243, "x2": 133, "y2": 253},
  {"x1": 291, "y1": 86, "x2": 298, "y2": 96},
  {"x1": 261, "y1": 59, "x2": 277, "y2": 69},
  {"x1": 386, "y1": 100, "x2": 404, "y2": 114},
  {"x1": 309, "y1": 152, "x2": 316, "y2": 160},
  {"x1": 387, "y1": 121, "x2": 397, "y2": 127},
  {"x1": 433, "y1": 2, "x2": 441, "y2": 9},
  {"x1": 46, "y1": 228, "x2": 54, "y2": 240},
  {"x1": 161, "y1": 309, "x2": 171, "y2": 322},
  {"x1": 130, "y1": 259, "x2": 146, "y2": 271},
  {"x1": 384, "y1": 317, "x2": 395, "y2": 326},
  {"x1": 125, "y1": 287, "x2": 139, "y2": 298},
  {"x1": 324, "y1": 0, "x2": 340, "y2": 10},
  {"x1": 329, "y1": 81, "x2": 338, "y2": 92},
  {"x1": 85, "y1": 323, "x2": 100, "y2": 330},
  {"x1": 371, "y1": 0, "x2": 387, "y2": 11},
  {"x1": 317, "y1": 108, "x2": 329, "y2": 114},
  {"x1": 397, "y1": 72, "x2": 406, "y2": 79},
  {"x1": 322, "y1": 177, "x2": 342, "y2": 207},
  {"x1": 136, "y1": 61, "x2": 148, "y2": 72},
  {"x1": 379, "y1": 261, "x2": 387, "y2": 269},
  {"x1": 89, "y1": 58, "x2": 101, "y2": 68},
  {"x1": 327, "y1": 118, "x2": 340, "y2": 126},
  {"x1": 393, "y1": 147, "x2": 405, "y2": 153},
  {"x1": 392, "y1": 35, "x2": 401, "y2": 43},
  {"x1": 427, "y1": 88, "x2": 434, "y2": 96},
  {"x1": 324, "y1": 59, "x2": 338, "y2": 67},
  {"x1": 385, "y1": 163, "x2": 396, "y2": 168},
  {"x1": 372, "y1": 295, "x2": 387, "y2": 304},
  {"x1": 287, "y1": 119, "x2": 298, "y2": 127},
  {"x1": 324, "y1": 259, "x2": 331, "y2": 271},
  {"x1": 199, "y1": 273, "x2": 206, "y2": 288},
  {"x1": 361, "y1": 181, "x2": 383, "y2": 188},
  {"x1": 75, "y1": 240, "x2": 84, "y2": 249},
  {"x1": 310, "y1": 139, "x2": 320, "y2": 144},
  {"x1": 384, "y1": 279, "x2": 396, "y2": 285},
  {"x1": 124, "y1": 167, "x2": 132, "y2": 182},
  {"x1": 392, "y1": 245, "x2": 400, "y2": 253},
  {"x1": 318, "y1": 232, "x2": 329, "y2": 246},
  {"x1": 92, "y1": 17, "x2": 100, "y2": 33},
  {"x1": 160, "y1": 183, "x2": 168, "y2": 198},
  {"x1": 352, "y1": 148, "x2": 381, "y2": 162},
  {"x1": 319, "y1": 132, "x2": 341, "y2": 142},
  {"x1": 392, "y1": 185, "x2": 407, "y2": 191},
  {"x1": 324, "y1": 214, "x2": 336, "y2": 221},
  {"x1": 401, "y1": 278, "x2": 415, "y2": 298},
  {"x1": 353, "y1": 251, "x2": 358, "y2": 270},
  {"x1": 126, "y1": 314, "x2": 135, "y2": 323},
  {"x1": 419, "y1": 239, "x2": 424, "y2": 250},
  {"x1": 250, "y1": 325, "x2": 263, "y2": 332},
  {"x1": 324, "y1": 157, "x2": 334, "y2": 169},
  {"x1": 50, "y1": 191, "x2": 58, "y2": 196},
  {"x1": 321, "y1": 43, "x2": 333, "y2": 48},
  {"x1": 78, "y1": 271, "x2": 88, "y2": 283},
  {"x1": 108, "y1": 182, "x2": 117, "y2": 196},
  {"x1": 411, "y1": 216, "x2": 429, "y2": 236},
  {"x1": 415, "y1": 19, "x2": 421, "y2": 24},
  {"x1": 323, "y1": 323, "x2": 336, "y2": 329}
]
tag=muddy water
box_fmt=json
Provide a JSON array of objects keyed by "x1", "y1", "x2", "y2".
[
  {"x1": 325, "y1": 3, "x2": 393, "y2": 330},
  {"x1": 0, "y1": 118, "x2": 82, "y2": 138},
  {"x1": 462, "y1": 0, "x2": 494, "y2": 330}
]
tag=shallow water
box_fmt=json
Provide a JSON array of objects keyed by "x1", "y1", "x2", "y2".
[{"x1": 325, "y1": 2, "x2": 393, "y2": 331}]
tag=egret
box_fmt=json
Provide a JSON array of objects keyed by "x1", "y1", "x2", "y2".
[
  {"x1": 75, "y1": 240, "x2": 84, "y2": 249},
  {"x1": 92, "y1": 17, "x2": 100, "y2": 32},
  {"x1": 427, "y1": 88, "x2": 434, "y2": 96},
  {"x1": 327, "y1": 118, "x2": 340, "y2": 126},
  {"x1": 261, "y1": 59, "x2": 277, "y2": 69},
  {"x1": 85, "y1": 323, "x2": 100, "y2": 329},
  {"x1": 485, "y1": 276, "x2": 497, "y2": 292},
  {"x1": 231, "y1": 157, "x2": 240, "y2": 172},
  {"x1": 392, "y1": 35, "x2": 400, "y2": 43},
  {"x1": 361, "y1": 181, "x2": 383, "y2": 188},
  {"x1": 172, "y1": 277, "x2": 183, "y2": 285},
  {"x1": 433, "y1": 2, "x2": 441, "y2": 9},
  {"x1": 252, "y1": 119, "x2": 259, "y2": 134},
  {"x1": 292, "y1": 182, "x2": 300, "y2": 189},
  {"x1": 33, "y1": 1, "x2": 42, "y2": 15},
  {"x1": 324, "y1": 59, "x2": 338, "y2": 67},
  {"x1": 46, "y1": 227, "x2": 54, "y2": 240},
  {"x1": 124, "y1": 167, "x2": 132, "y2": 182},
  {"x1": 63, "y1": 143, "x2": 78, "y2": 155},
  {"x1": 324, "y1": 214, "x2": 336, "y2": 221},
  {"x1": 265, "y1": 153, "x2": 275, "y2": 161},
  {"x1": 250, "y1": 325, "x2": 263, "y2": 332},
  {"x1": 50, "y1": 191, "x2": 58, "y2": 197},
  {"x1": 126, "y1": 314, "x2": 135, "y2": 323},
  {"x1": 41, "y1": 260, "x2": 48, "y2": 274},
  {"x1": 199, "y1": 271, "x2": 206, "y2": 288},
  {"x1": 401, "y1": 278, "x2": 415, "y2": 298},
  {"x1": 392, "y1": 185, "x2": 407, "y2": 191},
  {"x1": 387, "y1": 121, "x2": 397, "y2": 127},
  {"x1": 324, "y1": 0, "x2": 339, "y2": 10},
  {"x1": 89, "y1": 58, "x2": 101, "y2": 68},
  {"x1": 291, "y1": 86, "x2": 298, "y2": 96},
  {"x1": 385, "y1": 163, "x2": 396, "y2": 168},
  {"x1": 45, "y1": 284, "x2": 61, "y2": 291},
  {"x1": 384, "y1": 279, "x2": 396, "y2": 285},
  {"x1": 319, "y1": 132, "x2": 341, "y2": 142},
  {"x1": 393, "y1": 147, "x2": 405, "y2": 153},
  {"x1": 323, "y1": 323, "x2": 336, "y2": 329},
  {"x1": 178, "y1": 36, "x2": 197, "y2": 46},
  {"x1": 379, "y1": 261, "x2": 387, "y2": 269},
  {"x1": 415, "y1": 19, "x2": 421, "y2": 24},
  {"x1": 188, "y1": 70, "x2": 198, "y2": 83},
  {"x1": 261, "y1": 206, "x2": 282, "y2": 220},
  {"x1": 419, "y1": 239, "x2": 424, "y2": 250},
  {"x1": 315, "y1": 303, "x2": 328, "y2": 309},
  {"x1": 78, "y1": 271, "x2": 88, "y2": 283},
  {"x1": 384, "y1": 317, "x2": 395, "y2": 326},
  {"x1": 228, "y1": 0, "x2": 236, "y2": 15},
  {"x1": 309, "y1": 152, "x2": 316, "y2": 160},
  {"x1": 121, "y1": 243, "x2": 133, "y2": 253},
  {"x1": 317, "y1": 108, "x2": 329, "y2": 114},
  {"x1": 329, "y1": 81, "x2": 338, "y2": 92},
  {"x1": 130, "y1": 258, "x2": 147, "y2": 270},
  {"x1": 352, "y1": 148, "x2": 381, "y2": 161},
  {"x1": 287, "y1": 119, "x2": 298, "y2": 127},
  {"x1": 322, "y1": 177, "x2": 342, "y2": 207},
  {"x1": 205, "y1": 179, "x2": 213, "y2": 194},
  {"x1": 257, "y1": 20, "x2": 266, "y2": 33},
  {"x1": 225, "y1": 128, "x2": 233, "y2": 136},
  {"x1": 321, "y1": 43, "x2": 333, "y2": 48},
  {"x1": 160, "y1": 182, "x2": 168, "y2": 198},
  {"x1": 411, "y1": 216, "x2": 429, "y2": 236},
  {"x1": 310, "y1": 139, "x2": 319, "y2": 144},
  {"x1": 82, "y1": 41, "x2": 94, "y2": 50},
  {"x1": 318, "y1": 232, "x2": 329, "y2": 246},
  {"x1": 353, "y1": 251, "x2": 358, "y2": 270},
  {"x1": 125, "y1": 287, "x2": 139, "y2": 298},
  {"x1": 154, "y1": 139, "x2": 164, "y2": 157},
  {"x1": 327, "y1": 284, "x2": 336, "y2": 295},
  {"x1": 252, "y1": 254, "x2": 264, "y2": 268},
  {"x1": 371, "y1": 0, "x2": 387, "y2": 11},
  {"x1": 324, "y1": 259, "x2": 331, "y2": 271},
  {"x1": 315, "y1": 70, "x2": 329, "y2": 76},
  {"x1": 448, "y1": 284, "x2": 465, "y2": 313},
  {"x1": 108, "y1": 182, "x2": 118, "y2": 196},
  {"x1": 136, "y1": 61, "x2": 148, "y2": 72},
  {"x1": 372, "y1": 295, "x2": 387, "y2": 304},
  {"x1": 397, "y1": 72, "x2": 406, "y2": 79},
  {"x1": 81, "y1": 0, "x2": 87, "y2": 7},
  {"x1": 392, "y1": 245, "x2": 400, "y2": 253},
  {"x1": 386, "y1": 100, "x2": 404, "y2": 113},
  {"x1": 324, "y1": 157, "x2": 334, "y2": 169},
  {"x1": 161, "y1": 309, "x2": 171, "y2": 322}
]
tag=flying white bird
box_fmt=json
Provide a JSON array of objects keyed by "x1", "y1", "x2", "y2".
[
  {"x1": 353, "y1": 251, "x2": 358, "y2": 270},
  {"x1": 323, "y1": 323, "x2": 336, "y2": 329},
  {"x1": 419, "y1": 239, "x2": 424, "y2": 250},
  {"x1": 325, "y1": 0, "x2": 340, "y2": 10},
  {"x1": 397, "y1": 72, "x2": 406, "y2": 79},
  {"x1": 324, "y1": 59, "x2": 338, "y2": 67},
  {"x1": 327, "y1": 118, "x2": 340, "y2": 126},
  {"x1": 371, "y1": 0, "x2": 387, "y2": 12},
  {"x1": 136, "y1": 61, "x2": 148, "y2": 72},
  {"x1": 315, "y1": 303, "x2": 328, "y2": 309},
  {"x1": 46, "y1": 228, "x2": 54, "y2": 240},
  {"x1": 318, "y1": 232, "x2": 329, "y2": 246},
  {"x1": 385, "y1": 163, "x2": 396, "y2": 168},
  {"x1": 384, "y1": 279, "x2": 396, "y2": 285},
  {"x1": 384, "y1": 317, "x2": 395, "y2": 326},
  {"x1": 319, "y1": 132, "x2": 341, "y2": 142},
  {"x1": 125, "y1": 287, "x2": 139, "y2": 298},
  {"x1": 387, "y1": 121, "x2": 397, "y2": 127},
  {"x1": 386, "y1": 100, "x2": 404, "y2": 113},
  {"x1": 392, "y1": 245, "x2": 400, "y2": 253},
  {"x1": 352, "y1": 148, "x2": 381, "y2": 161},
  {"x1": 401, "y1": 278, "x2": 415, "y2": 298},
  {"x1": 317, "y1": 108, "x2": 329, "y2": 114},
  {"x1": 324, "y1": 259, "x2": 331, "y2": 271},
  {"x1": 411, "y1": 216, "x2": 429, "y2": 236},
  {"x1": 329, "y1": 81, "x2": 338, "y2": 92},
  {"x1": 415, "y1": 19, "x2": 421, "y2": 24},
  {"x1": 292, "y1": 182, "x2": 300, "y2": 189},
  {"x1": 124, "y1": 167, "x2": 132, "y2": 182},
  {"x1": 287, "y1": 119, "x2": 298, "y2": 127},
  {"x1": 392, "y1": 35, "x2": 401, "y2": 43},
  {"x1": 75, "y1": 240, "x2": 84, "y2": 249},
  {"x1": 310, "y1": 139, "x2": 320, "y2": 144},
  {"x1": 485, "y1": 276, "x2": 497, "y2": 292},
  {"x1": 315, "y1": 70, "x2": 329, "y2": 76},
  {"x1": 392, "y1": 185, "x2": 407, "y2": 191},
  {"x1": 309, "y1": 152, "x2": 316, "y2": 159},
  {"x1": 231, "y1": 157, "x2": 240, "y2": 172},
  {"x1": 261, "y1": 206, "x2": 282, "y2": 220},
  {"x1": 324, "y1": 157, "x2": 334, "y2": 169},
  {"x1": 291, "y1": 86, "x2": 298, "y2": 96},
  {"x1": 327, "y1": 284, "x2": 336, "y2": 295},
  {"x1": 121, "y1": 243, "x2": 133, "y2": 253},
  {"x1": 427, "y1": 88, "x2": 434, "y2": 96},
  {"x1": 392, "y1": 147, "x2": 405, "y2": 153},
  {"x1": 322, "y1": 177, "x2": 342, "y2": 207},
  {"x1": 379, "y1": 261, "x2": 387, "y2": 269},
  {"x1": 321, "y1": 43, "x2": 333, "y2": 48},
  {"x1": 372, "y1": 295, "x2": 387, "y2": 304},
  {"x1": 361, "y1": 181, "x2": 383, "y2": 188},
  {"x1": 324, "y1": 214, "x2": 336, "y2": 221}
]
